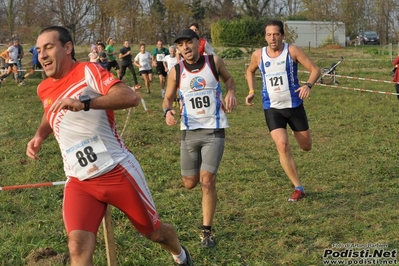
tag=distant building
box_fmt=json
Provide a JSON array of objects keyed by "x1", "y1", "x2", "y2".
[{"x1": 285, "y1": 20, "x2": 346, "y2": 47}]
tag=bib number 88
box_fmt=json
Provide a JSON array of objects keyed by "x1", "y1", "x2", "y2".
[{"x1": 76, "y1": 146, "x2": 98, "y2": 167}]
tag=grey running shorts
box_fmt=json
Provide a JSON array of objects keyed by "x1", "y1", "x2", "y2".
[{"x1": 180, "y1": 128, "x2": 225, "y2": 176}]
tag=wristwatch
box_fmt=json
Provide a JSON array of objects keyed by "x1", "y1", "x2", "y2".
[
  {"x1": 79, "y1": 95, "x2": 91, "y2": 111},
  {"x1": 163, "y1": 108, "x2": 172, "y2": 117},
  {"x1": 305, "y1": 83, "x2": 313, "y2": 89}
]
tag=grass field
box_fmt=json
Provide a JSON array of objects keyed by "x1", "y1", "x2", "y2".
[{"x1": 0, "y1": 44, "x2": 398, "y2": 265}]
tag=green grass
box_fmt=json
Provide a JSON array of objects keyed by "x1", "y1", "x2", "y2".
[{"x1": 0, "y1": 45, "x2": 398, "y2": 265}]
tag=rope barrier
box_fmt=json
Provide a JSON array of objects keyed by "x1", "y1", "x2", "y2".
[
  {"x1": 0, "y1": 181, "x2": 66, "y2": 191},
  {"x1": 13, "y1": 69, "x2": 45, "y2": 72},
  {"x1": 300, "y1": 80, "x2": 399, "y2": 96},
  {"x1": 245, "y1": 63, "x2": 396, "y2": 85},
  {"x1": 0, "y1": 68, "x2": 44, "y2": 72},
  {"x1": 120, "y1": 107, "x2": 132, "y2": 137},
  {"x1": 332, "y1": 74, "x2": 395, "y2": 84},
  {"x1": 247, "y1": 62, "x2": 398, "y2": 95},
  {"x1": 298, "y1": 70, "x2": 396, "y2": 84}
]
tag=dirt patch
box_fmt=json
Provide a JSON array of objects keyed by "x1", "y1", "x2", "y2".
[
  {"x1": 26, "y1": 248, "x2": 69, "y2": 266},
  {"x1": 323, "y1": 44, "x2": 344, "y2": 49}
]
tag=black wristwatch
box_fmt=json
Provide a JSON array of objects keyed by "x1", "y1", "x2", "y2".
[
  {"x1": 305, "y1": 83, "x2": 313, "y2": 89},
  {"x1": 163, "y1": 108, "x2": 172, "y2": 117},
  {"x1": 79, "y1": 95, "x2": 91, "y2": 111}
]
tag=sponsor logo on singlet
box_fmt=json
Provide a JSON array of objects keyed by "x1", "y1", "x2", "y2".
[
  {"x1": 43, "y1": 98, "x2": 53, "y2": 108},
  {"x1": 103, "y1": 77, "x2": 114, "y2": 86},
  {"x1": 190, "y1": 76, "x2": 206, "y2": 91}
]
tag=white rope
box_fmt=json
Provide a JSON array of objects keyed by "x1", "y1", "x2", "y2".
[{"x1": 119, "y1": 108, "x2": 132, "y2": 137}]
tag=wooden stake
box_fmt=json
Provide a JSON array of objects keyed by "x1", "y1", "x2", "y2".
[{"x1": 102, "y1": 205, "x2": 117, "y2": 266}]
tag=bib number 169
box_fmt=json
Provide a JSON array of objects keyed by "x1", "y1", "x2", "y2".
[{"x1": 189, "y1": 96, "x2": 210, "y2": 109}]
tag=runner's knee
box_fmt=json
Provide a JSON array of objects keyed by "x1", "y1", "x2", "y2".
[
  {"x1": 182, "y1": 175, "x2": 199, "y2": 189},
  {"x1": 144, "y1": 223, "x2": 175, "y2": 244},
  {"x1": 300, "y1": 142, "x2": 312, "y2": 151}
]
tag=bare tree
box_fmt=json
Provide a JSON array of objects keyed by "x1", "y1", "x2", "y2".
[
  {"x1": 93, "y1": 0, "x2": 116, "y2": 43},
  {"x1": 164, "y1": 0, "x2": 192, "y2": 44},
  {"x1": 41, "y1": 0, "x2": 96, "y2": 44},
  {"x1": 6, "y1": 0, "x2": 14, "y2": 35},
  {"x1": 241, "y1": 0, "x2": 271, "y2": 19},
  {"x1": 1, "y1": 0, "x2": 397, "y2": 46},
  {"x1": 375, "y1": 0, "x2": 399, "y2": 44},
  {"x1": 268, "y1": 0, "x2": 302, "y2": 17},
  {"x1": 205, "y1": 0, "x2": 239, "y2": 23},
  {"x1": 113, "y1": 0, "x2": 142, "y2": 43}
]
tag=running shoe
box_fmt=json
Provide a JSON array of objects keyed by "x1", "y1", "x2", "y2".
[
  {"x1": 200, "y1": 229, "x2": 216, "y2": 248},
  {"x1": 288, "y1": 189, "x2": 306, "y2": 202},
  {"x1": 177, "y1": 245, "x2": 193, "y2": 266},
  {"x1": 134, "y1": 84, "x2": 141, "y2": 89}
]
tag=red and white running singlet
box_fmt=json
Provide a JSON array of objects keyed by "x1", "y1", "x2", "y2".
[{"x1": 38, "y1": 62, "x2": 130, "y2": 180}]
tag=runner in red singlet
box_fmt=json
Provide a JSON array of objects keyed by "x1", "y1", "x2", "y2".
[{"x1": 26, "y1": 26, "x2": 193, "y2": 266}]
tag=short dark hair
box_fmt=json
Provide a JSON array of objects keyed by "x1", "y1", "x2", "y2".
[
  {"x1": 99, "y1": 52, "x2": 107, "y2": 58},
  {"x1": 190, "y1": 22, "x2": 199, "y2": 29},
  {"x1": 39, "y1": 26, "x2": 76, "y2": 61},
  {"x1": 265, "y1": 20, "x2": 285, "y2": 35}
]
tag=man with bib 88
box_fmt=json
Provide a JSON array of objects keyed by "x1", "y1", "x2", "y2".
[{"x1": 26, "y1": 26, "x2": 193, "y2": 266}]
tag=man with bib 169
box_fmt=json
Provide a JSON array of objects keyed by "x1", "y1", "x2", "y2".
[{"x1": 162, "y1": 29, "x2": 237, "y2": 248}]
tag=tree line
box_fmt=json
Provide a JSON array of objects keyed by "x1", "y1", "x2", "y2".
[{"x1": 1, "y1": 0, "x2": 397, "y2": 46}]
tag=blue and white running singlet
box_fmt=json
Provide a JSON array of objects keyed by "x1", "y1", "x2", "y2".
[{"x1": 258, "y1": 43, "x2": 302, "y2": 109}]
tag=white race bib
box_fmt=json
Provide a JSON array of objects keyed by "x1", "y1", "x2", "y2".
[
  {"x1": 156, "y1": 54, "x2": 165, "y2": 61},
  {"x1": 184, "y1": 90, "x2": 216, "y2": 118},
  {"x1": 64, "y1": 135, "x2": 114, "y2": 180},
  {"x1": 265, "y1": 71, "x2": 289, "y2": 94}
]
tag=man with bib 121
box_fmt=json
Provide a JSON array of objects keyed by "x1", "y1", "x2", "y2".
[
  {"x1": 162, "y1": 29, "x2": 237, "y2": 248},
  {"x1": 245, "y1": 20, "x2": 321, "y2": 202}
]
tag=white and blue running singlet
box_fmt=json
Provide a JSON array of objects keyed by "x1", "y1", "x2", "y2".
[
  {"x1": 258, "y1": 43, "x2": 301, "y2": 109},
  {"x1": 178, "y1": 56, "x2": 229, "y2": 130}
]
